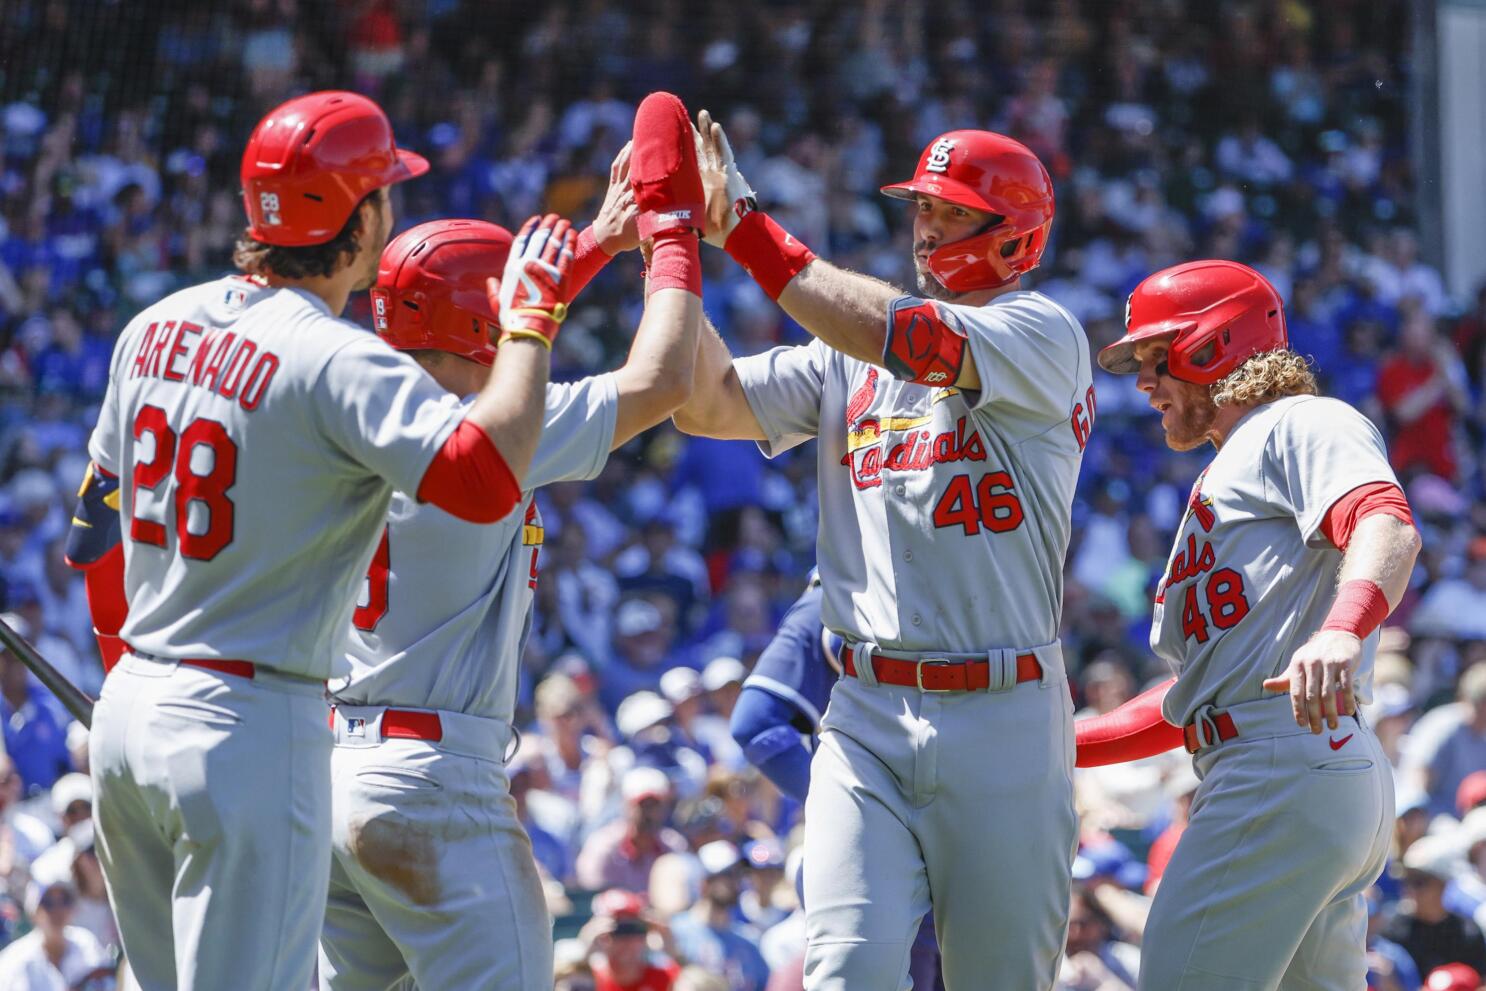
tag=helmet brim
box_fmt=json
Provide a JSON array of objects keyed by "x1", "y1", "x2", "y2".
[
  {"x1": 1097, "y1": 325, "x2": 1185, "y2": 375},
  {"x1": 880, "y1": 175, "x2": 997, "y2": 214},
  {"x1": 391, "y1": 148, "x2": 430, "y2": 183}
]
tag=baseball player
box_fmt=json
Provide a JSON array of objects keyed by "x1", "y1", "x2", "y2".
[
  {"x1": 318, "y1": 91, "x2": 707, "y2": 991},
  {"x1": 727, "y1": 570, "x2": 838, "y2": 804},
  {"x1": 675, "y1": 112, "x2": 1091, "y2": 989},
  {"x1": 1075, "y1": 260, "x2": 1422, "y2": 989},
  {"x1": 63, "y1": 90, "x2": 580, "y2": 990}
]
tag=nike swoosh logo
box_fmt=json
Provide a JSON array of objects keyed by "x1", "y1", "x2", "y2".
[{"x1": 1328, "y1": 733, "x2": 1353, "y2": 751}]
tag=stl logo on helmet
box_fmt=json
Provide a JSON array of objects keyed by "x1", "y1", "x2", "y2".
[
  {"x1": 258, "y1": 191, "x2": 282, "y2": 226},
  {"x1": 925, "y1": 138, "x2": 956, "y2": 174}
]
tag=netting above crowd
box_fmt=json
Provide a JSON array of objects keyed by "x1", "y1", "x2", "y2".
[{"x1": 1, "y1": 1, "x2": 1485, "y2": 988}]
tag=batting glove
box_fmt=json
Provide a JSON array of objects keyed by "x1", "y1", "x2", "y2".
[
  {"x1": 697, "y1": 108, "x2": 757, "y2": 249},
  {"x1": 491, "y1": 214, "x2": 576, "y2": 349},
  {"x1": 630, "y1": 91, "x2": 705, "y2": 240}
]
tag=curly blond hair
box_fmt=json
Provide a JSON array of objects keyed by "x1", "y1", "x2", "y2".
[{"x1": 1210, "y1": 349, "x2": 1319, "y2": 408}]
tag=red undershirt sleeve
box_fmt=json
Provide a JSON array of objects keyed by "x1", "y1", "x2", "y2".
[
  {"x1": 1074, "y1": 677, "x2": 1186, "y2": 767},
  {"x1": 1318, "y1": 481, "x2": 1415, "y2": 551},
  {"x1": 82, "y1": 544, "x2": 128, "y2": 673},
  {"x1": 415, "y1": 420, "x2": 522, "y2": 524}
]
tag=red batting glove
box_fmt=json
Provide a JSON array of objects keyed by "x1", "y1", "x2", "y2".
[
  {"x1": 630, "y1": 92, "x2": 705, "y2": 240},
  {"x1": 490, "y1": 214, "x2": 577, "y2": 348}
]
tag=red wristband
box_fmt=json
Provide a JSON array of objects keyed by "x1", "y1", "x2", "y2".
[
  {"x1": 646, "y1": 228, "x2": 701, "y2": 297},
  {"x1": 563, "y1": 226, "x2": 613, "y2": 304},
  {"x1": 1320, "y1": 579, "x2": 1390, "y2": 639},
  {"x1": 723, "y1": 211, "x2": 815, "y2": 300}
]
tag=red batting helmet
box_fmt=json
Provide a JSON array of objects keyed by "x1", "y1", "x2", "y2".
[
  {"x1": 241, "y1": 91, "x2": 428, "y2": 247},
  {"x1": 1425, "y1": 963, "x2": 1481, "y2": 991},
  {"x1": 881, "y1": 130, "x2": 1054, "y2": 293},
  {"x1": 1098, "y1": 260, "x2": 1288, "y2": 385},
  {"x1": 370, "y1": 220, "x2": 513, "y2": 366}
]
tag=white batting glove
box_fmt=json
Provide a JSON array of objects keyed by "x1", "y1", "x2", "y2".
[
  {"x1": 696, "y1": 109, "x2": 757, "y2": 248},
  {"x1": 490, "y1": 213, "x2": 575, "y2": 348}
]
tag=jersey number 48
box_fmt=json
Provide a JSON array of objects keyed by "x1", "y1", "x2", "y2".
[
  {"x1": 1180, "y1": 568, "x2": 1250, "y2": 643},
  {"x1": 129, "y1": 405, "x2": 237, "y2": 560}
]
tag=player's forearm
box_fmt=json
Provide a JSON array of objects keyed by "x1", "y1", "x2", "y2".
[
  {"x1": 671, "y1": 316, "x2": 766, "y2": 440},
  {"x1": 1336, "y1": 514, "x2": 1420, "y2": 611},
  {"x1": 1074, "y1": 677, "x2": 1184, "y2": 767},
  {"x1": 466, "y1": 339, "x2": 552, "y2": 484},
  {"x1": 776, "y1": 258, "x2": 901, "y2": 366},
  {"x1": 610, "y1": 288, "x2": 701, "y2": 448}
]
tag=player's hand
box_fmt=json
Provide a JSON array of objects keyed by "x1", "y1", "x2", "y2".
[
  {"x1": 1262, "y1": 630, "x2": 1361, "y2": 733},
  {"x1": 490, "y1": 214, "x2": 576, "y2": 348},
  {"x1": 696, "y1": 108, "x2": 756, "y2": 248},
  {"x1": 592, "y1": 141, "x2": 640, "y2": 255}
]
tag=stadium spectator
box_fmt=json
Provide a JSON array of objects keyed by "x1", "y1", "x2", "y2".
[
  {"x1": 668, "y1": 841, "x2": 770, "y2": 991},
  {"x1": 1385, "y1": 835, "x2": 1486, "y2": 975},
  {"x1": 0, "y1": 878, "x2": 110, "y2": 990},
  {"x1": 1402, "y1": 665, "x2": 1486, "y2": 818},
  {"x1": 577, "y1": 767, "x2": 688, "y2": 893},
  {"x1": 1057, "y1": 884, "x2": 1140, "y2": 990},
  {"x1": 1376, "y1": 307, "x2": 1471, "y2": 482},
  {"x1": 583, "y1": 888, "x2": 680, "y2": 991},
  {"x1": 1368, "y1": 884, "x2": 1424, "y2": 991},
  {"x1": 0, "y1": 616, "x2": 71, "y2": 794}
]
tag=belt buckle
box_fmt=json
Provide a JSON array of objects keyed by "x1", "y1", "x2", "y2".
[{"x1": 915, "y1": 658, "x2": 953, "y2": 692}]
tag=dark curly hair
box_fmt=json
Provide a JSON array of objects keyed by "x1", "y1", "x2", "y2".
[{"x1": 232, "y1": 188, "x2": 382, "y2": 280}]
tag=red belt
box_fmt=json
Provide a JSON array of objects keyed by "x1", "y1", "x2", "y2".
[
  {"x1": 330, "y1": 706, "x2": 444, "y2": 742},
  {"x1": 1182, "y1": 711, "x2": 1238, "y2": 753},
  {"x1": 842, "y1": 645, "x2": 1040, "y2": 693},
  {"x1": 180, "y1": 658, "x2": 257, "y2": 680}
]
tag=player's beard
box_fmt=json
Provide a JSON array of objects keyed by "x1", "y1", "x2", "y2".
[
  {"x1": 913, "y1": 244, "x2": 958, "y2": 301},
  {"x1": 1160, "y1": 384, "x2": 1219, "y2": 451}
]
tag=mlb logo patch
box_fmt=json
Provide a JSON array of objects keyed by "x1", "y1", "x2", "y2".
[
  {"x1": 373, "y1": 294, "x2": 388, "y2": 331},
  {"x1": 346, "y1": 717, "x2": 366, "y2": 738}
]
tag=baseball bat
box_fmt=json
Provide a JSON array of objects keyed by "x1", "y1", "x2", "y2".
[{"x1": 0, "y1": 616, "x2": 95, "y2": 728}]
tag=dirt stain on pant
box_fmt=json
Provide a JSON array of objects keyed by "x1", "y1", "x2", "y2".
[{"x1": 348, "y1": 815, "x2": 440, "y2": 906}]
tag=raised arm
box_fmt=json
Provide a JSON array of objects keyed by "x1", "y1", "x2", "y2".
[
  {"x1": 696, "y1": 110, "x2": 986, "y2": 391},
  {"x1": 670, "y1": 315, "x2": 766, "y2": 441},
  {"x1": 610, "y1": 285, "x2": 702, "y2": 449},
  {"x1": 462, "y1": 214, "x2": 573, "y2": 483}
]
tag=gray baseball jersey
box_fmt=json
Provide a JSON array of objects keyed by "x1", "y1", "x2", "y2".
[
  {"x1": 329, "y1": 375, "x2": 618, "y2": 722},
  {"x1": 734, "y1": 290, "x2": 1093, "y2": 652},
  {"x1": 87, "y1": 275, "x2": 463, "y2": 679},
  {"x1": 1154, "y1": 395, "x2": 1400, "y2": 727}
]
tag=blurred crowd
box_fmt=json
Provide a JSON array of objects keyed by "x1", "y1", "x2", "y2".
[{"x1": 1, "y1": 0, "x2": 1485, "y2": 988}]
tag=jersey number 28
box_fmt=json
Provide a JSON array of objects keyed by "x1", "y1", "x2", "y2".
[{"x1": 129, "y1": 405, "x2": 237, "y2": 560}]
